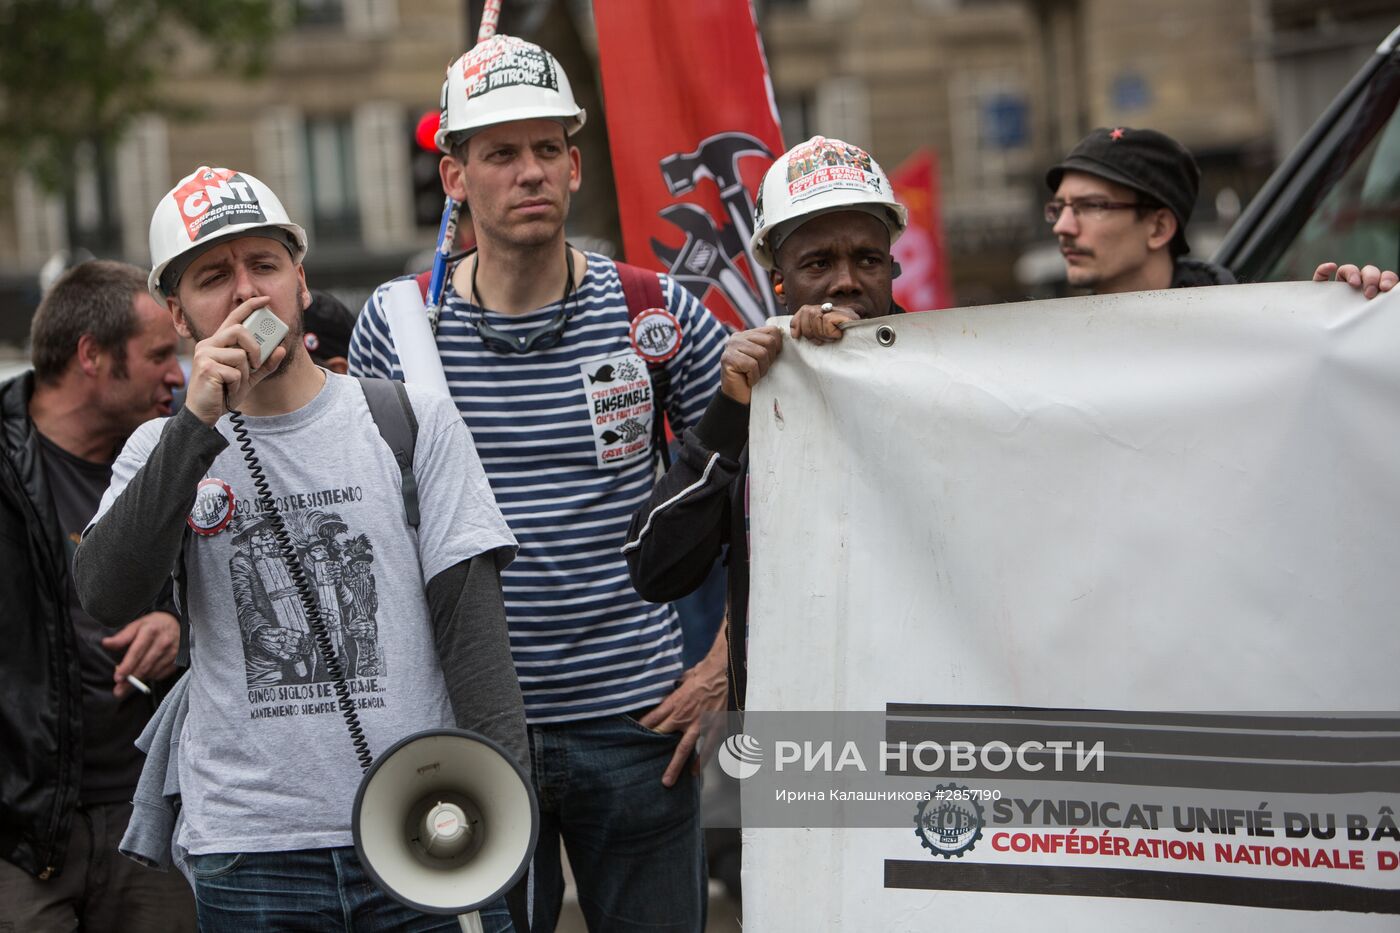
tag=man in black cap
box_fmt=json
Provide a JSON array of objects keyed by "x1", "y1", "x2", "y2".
[
  {"x1": 1045, "y1": 126, "x2": 1396, "y2": 297},
  {"x1": 301, "y1": 290, "x2": 356, "y2": 374}
]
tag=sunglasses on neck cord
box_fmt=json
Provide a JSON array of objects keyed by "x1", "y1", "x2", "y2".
[{"x1": 468, "y1": 246, "x2": 576, "y2": 355}]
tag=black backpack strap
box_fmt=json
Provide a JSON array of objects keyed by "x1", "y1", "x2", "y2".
[
  {"x1": 357, "y1": 377, "x2": 420, "y2": 528},
  {"x1": 615, "y1": 261, "x2": 673, "y2": 471}
]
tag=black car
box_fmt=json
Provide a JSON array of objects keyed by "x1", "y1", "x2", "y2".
[{"x1": 1215, "y1": 24, "x2": 1400, "y2": 280}]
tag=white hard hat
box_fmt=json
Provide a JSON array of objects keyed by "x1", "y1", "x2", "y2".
[
  {"x1": 435, "y1": 35, "x2": 586, "y2": 151},
  {"x1": 750, "y1": 136, "x2": 908, "y2": 271},
  {"x1": 148, "y1": 166, "x2": 308, "y2": 303}
]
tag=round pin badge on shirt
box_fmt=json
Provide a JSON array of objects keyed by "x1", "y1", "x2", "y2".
[
  {"x1": 629, "y1": 307, "x2": 683, "y2": 363},
  {"x1": 188, "y1": 478, "x2": 236, "y2": 536},
  {"x1": 304, "y1": 331, "x2": 320, "y2": 353}
]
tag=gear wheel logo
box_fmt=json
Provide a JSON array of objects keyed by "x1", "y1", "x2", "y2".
[{"x1": 914, "y1": 784, "x2": 984, "y2": 858}]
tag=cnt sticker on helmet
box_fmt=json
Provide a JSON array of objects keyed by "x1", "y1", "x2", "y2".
[
  {"x1": 783, "y1": 137, "x2": 883, "y2": 203},
  {"x1": 460, "y1": 35, "x2": 559, "y2": 102},
  {"x1": 173, "y1": 167, "x2": 268, "y2": 244}
]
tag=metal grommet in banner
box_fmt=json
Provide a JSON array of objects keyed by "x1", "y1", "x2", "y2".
[{"x1": 876, "y1": 325, "x2": 896, "y2": 347}]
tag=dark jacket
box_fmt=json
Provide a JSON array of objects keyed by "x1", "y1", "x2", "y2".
[
  {"x1": 1172, "y1": 257, "x2": 1237, "y2": 288},
  {"x1": 0, "y1": 373, "x2": 175, "y2": 879},
  {"x1": 624, "y1": 392, "x2": 752, "y2": 707},
  {"x1": 623, "y1": 305, "x2": 907, "y2": 709},
  {"x1": 0, "y1": 372, "x2": 82, "y2": 879}
]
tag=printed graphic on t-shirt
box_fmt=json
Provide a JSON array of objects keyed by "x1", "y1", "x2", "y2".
[
  {"x1": 581, "y1": 353, "x2": 654, "y2": 468},
  {"x1": 226, "y1": 499, "x2": 387, "y2": 719}
]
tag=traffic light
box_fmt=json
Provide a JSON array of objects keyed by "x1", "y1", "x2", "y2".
[{"x1": 411, "y1": 143, "x2": 444, "y2": 230}]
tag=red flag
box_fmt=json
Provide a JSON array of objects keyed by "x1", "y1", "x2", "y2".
[
  {"x1": 595, "y1": 0, "x2": 784, "y2": 330},
  {"x1": 889, "y1": 149, "x2": 955, "y2": 312}
]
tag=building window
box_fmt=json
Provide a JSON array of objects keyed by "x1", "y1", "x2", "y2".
[
  {"x1": 815, "y1": 77, "x2": 872, "y2": 148},
  {"x1": 305, "y1": 116, "x2": 360, "y2": 241},
  {"x1": 116, "y1": 115, "x2": 170, "y2": 262},
  {"x1": 777, "y1": 92, "x2": 814, "y2": 145},
  {"x1": 67, "y1": 140, "x2": 122, "y2": 258},
  {"x1": 14, "y1": 171, "x2": 66, "y2": 267},
  {"x1": 293, "y1": 0, "x2": 398, "y2": 34},
  {"x1": 947, "y1": 73, "x2": 1034, "y2": 231},
  {"x1": 980, "y1": 92, "x2": 1029, "y2": 151},
  {"x1": 294, "y1": 0, "x2": 344, "y2": 27}
]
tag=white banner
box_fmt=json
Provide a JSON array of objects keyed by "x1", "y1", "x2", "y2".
[{"x1": 745, "y1": 283, "x2": 1400, "y2": 930}]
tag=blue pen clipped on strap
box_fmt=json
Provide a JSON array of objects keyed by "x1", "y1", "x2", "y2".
[{"x1": 425, "y1": 197, "x2": 460, "y2": 333}]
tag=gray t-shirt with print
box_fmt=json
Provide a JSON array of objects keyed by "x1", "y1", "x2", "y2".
[{"x1": 92, "y1": 373, "x2": 516, "y2": 855}]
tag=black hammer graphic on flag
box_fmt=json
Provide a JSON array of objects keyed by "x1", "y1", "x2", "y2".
[
  {"x1": 596, "y1": 1, "x2": 786, "y2": 331},
  {"x1": 649, "y1": 132, "x2": 778, "y2": 329}
]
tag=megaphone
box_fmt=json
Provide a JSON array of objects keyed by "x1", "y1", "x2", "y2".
[{"x1": 353, "y1": 729, "x2": 538, "y2": 932}]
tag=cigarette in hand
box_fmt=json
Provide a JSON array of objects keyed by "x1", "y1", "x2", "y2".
[{"x1": 126, "y1": 675, "x2": 152, "y2": 695}]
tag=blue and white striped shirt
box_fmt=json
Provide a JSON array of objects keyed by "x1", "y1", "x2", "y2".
[{"x1": 349, "y1": 253, "x2": 727, "y2": 723}]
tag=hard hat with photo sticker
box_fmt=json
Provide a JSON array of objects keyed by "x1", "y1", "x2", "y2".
[{"x1": 751, "y1": 136, "x2": 908, "y2": 271}]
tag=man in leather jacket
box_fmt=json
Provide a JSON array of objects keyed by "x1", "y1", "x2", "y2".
[{"x1": 0, "y1": 260, "x2": 194, "y2": 931}]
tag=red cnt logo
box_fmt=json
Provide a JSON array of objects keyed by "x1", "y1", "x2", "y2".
[{"x1": 172, "y1": 167, "x2": 265, "y2": 242}]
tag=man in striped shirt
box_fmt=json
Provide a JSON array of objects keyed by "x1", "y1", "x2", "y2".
[{"x1": 349, "y1": 36, "x2": 728, "y2": 932}]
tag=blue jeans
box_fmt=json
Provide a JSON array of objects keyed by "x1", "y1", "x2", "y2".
[
  {"x1": 526, "y1": 713, "x2": 706, "y2": 932},
  {"x1": 189, "y1": 846, "x2": 513, "y2": 932}
]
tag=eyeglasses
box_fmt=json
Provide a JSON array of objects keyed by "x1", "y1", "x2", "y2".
[{"x1": 1044, "y1": 198, "x2": 1143, "y2": 224}]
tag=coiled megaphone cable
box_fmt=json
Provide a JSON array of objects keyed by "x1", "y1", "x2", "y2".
[{"x1": 229, "y1": 409, "x2": 375, "y2": 773}]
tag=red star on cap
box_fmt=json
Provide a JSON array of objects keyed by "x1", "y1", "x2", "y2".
[{"x1": 1110, "y1": 128, "x2": 1125, "y2": 141}]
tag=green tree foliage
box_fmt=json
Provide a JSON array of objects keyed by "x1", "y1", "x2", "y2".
[{"x1": 0, "y1": 0, "x2": 278, "y2": 191}]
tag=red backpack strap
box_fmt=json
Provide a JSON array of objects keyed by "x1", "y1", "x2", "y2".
[
  {"x1": 615, "y1": 261, "x2": 664, "y2": 322},
  {"x1": 414, "y1": 270, "x2": 433, "y2": 303},
  {"x1": 613, "y1": 261, "x2": 673, "y2": 470}
]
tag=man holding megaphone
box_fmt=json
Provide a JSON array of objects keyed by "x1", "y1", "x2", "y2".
[{"x1": 75, "y1": 166, "x2": 529, "y2": 931}]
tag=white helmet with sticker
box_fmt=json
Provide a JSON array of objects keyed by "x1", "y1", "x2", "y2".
[
  {"x1": 750, "y1": 136, "x2": 907, "y2": 271},
  {"x1": 435, "y1": 35, "x2": 586, "y2": 151},
  {"x1": 147, "y1": 166, "x2": 307, "y2": 303}
]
